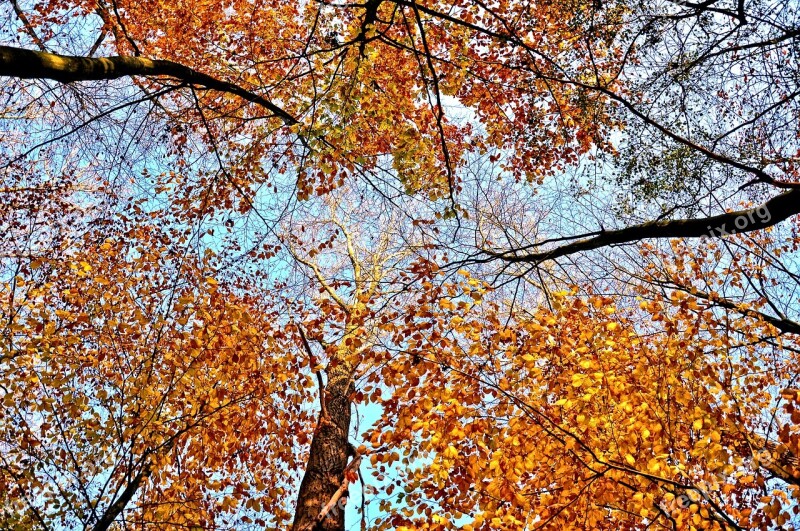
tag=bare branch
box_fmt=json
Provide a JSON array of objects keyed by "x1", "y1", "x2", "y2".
[{"x1": 10, "y1": 0, "x2": 48, "y2": 51}]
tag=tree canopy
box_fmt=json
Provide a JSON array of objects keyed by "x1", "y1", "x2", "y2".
[{"x1": 1, "y1": 0, "x2": 800, "y2": 529}]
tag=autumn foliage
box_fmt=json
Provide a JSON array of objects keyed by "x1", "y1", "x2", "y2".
[{"x1": 1, "y1": 0, "x2": 800, "y2": 529}]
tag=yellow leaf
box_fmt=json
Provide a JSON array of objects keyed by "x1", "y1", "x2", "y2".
[
  {"x1": 444, "y1": 445, "x2": 459, "y2": 459},
  {"x1": 514, "y1": 491, "x2": 528, "y2": 505}
]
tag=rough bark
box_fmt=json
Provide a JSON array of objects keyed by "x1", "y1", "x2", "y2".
[
  {"x1": 0, "y1": 45, "x2": 296, "y2": 124},
  {"x1": 292, "y1": 354, "x2": 355, "y2": 531}
]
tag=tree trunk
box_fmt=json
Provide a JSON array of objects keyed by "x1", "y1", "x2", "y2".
[{"x1": 292, "y1": 357, "x2": 354, "y2": 531}]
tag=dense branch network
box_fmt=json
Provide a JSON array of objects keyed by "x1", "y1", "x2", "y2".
[{"x1": 1, "y1": 0, "x2": 800, "y2": 530}]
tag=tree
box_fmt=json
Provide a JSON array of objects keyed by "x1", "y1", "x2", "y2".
[
  {"x1": 1, "y1": 0, "x2": 800, "y2": 529},
  {"x1": 0, "y1": 208, "x2": 316, "y2": 529}
]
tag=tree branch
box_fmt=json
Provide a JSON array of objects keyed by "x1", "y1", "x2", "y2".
[
  {"x1": 486, "y1": 189, "x2": 800, "y2": 264},
  {"x1": 0, "y1": 45, "x2": 297, "y2": 125},
  {"x1": 91, "y1": 461, "x2": 150, "y2": 531},
  {"x1": 296, "y1": 323, "x2": 328, "y2": 420},
  {"x1": 10, "y1": 0, "x2": 48, "y2": 51},
  {"x1": 655, "y1": 280, "x2": 800, "y2": 335}
]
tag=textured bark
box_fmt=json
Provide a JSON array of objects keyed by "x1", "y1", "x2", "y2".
[
  {"x1": 0, "y1": 45, "x2": 296, "y2": 124},
  {"x1": 292, "y1": 355, "x2": 354, "y2": 531}
]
